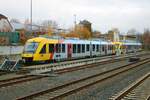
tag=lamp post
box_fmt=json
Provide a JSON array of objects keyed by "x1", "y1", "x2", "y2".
[
  {"x1": 74, "y1": 14, "x2": 76, "y2": 33},
  {"x1": 74, "y1": 14, "x2": 76, "y2": 26}
]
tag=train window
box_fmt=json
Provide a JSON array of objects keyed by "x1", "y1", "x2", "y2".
[
  {"x1": 77, "y1": 44, "x2": 81, "y2": 53},
  {"x1": 86, "y1": 44, "x2": 89, "y2": 51},
  {"x1": 99, "y1": 45, "x2": 101, "y2": 51},
  {"x1": 56, "y1": 44, "x2": 61, "y2": 53},
  {"x1": 82, "y1": 44, "x2": 85, "y2": 53},
  {"x1": 62, "y1": 44, "x2": 65, "y2": 53},
  {"x1": 110, "y1": 45, "x2": 112, "y2": 50},
  {"x1": 73, "y1": 44, "x2": 76, "y2": 53},
  {"x1": 96, "y1": 45, "x2": 99, "y2": 52},
  {"x1": 102, "y1": 45, "x2": 105, "y2": 52},
  {"x1": 49, "y1": 44, "x2": 54, "y2": 53},
  {"x1": 24, "y1": 42, "x2": 39, "y2": 53},
  {"x1": 128, "y1": 45, "x2": 131, "y2": 49},
  {"x1": 108, "y1": 45, "x2": 110, "y2": 50},
  {"x1": 40, "y1": 44, "x2": 46, "y2": 54},
  {"x1": 93, "y1": 44, "x2": 95, "y2": 51}
]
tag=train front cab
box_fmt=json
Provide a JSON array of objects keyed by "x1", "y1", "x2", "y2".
[
  {"x1": 112, "y1": 42, "x2": 123, "y2": 55},
  {"x1": 22, "y1": 43, "x2": 51, "y2": 63},
  {"x1": 22, "y1": 38, "x2": 58, "y2": 64}
]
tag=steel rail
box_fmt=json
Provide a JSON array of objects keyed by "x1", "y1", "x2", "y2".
[
  {"x1": 0, "y1": 53, "x2": 148, "y2": 89},
  {"x1": 0, "y1": 54, "x2": 135, "y2": 88},
  {"x1": 110, "y1": 72, "x2": 150, "y2": 100},
  {"x1": 16, "y1": 58, "x2": 150, "y2": 100}
]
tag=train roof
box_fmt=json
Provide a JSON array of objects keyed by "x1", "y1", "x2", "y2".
[
  {"x1": 63, "y1": 38, "x2": 112, "y2": 44},
  {"x1": 27, "y1": 37, "x2": 58, "y2": 44},
  {"x1": 27, "y1": 36, "x2": 113, "y2": 45},
  {"x1": 121, "y1": 40, "x2": 141, "y2": 45},
  {"x1": 63, "y1": 39, "x2": 90, "y2": 44}
]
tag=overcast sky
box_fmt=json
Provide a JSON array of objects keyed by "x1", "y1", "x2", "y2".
[{"x1": 0, "y1": 0, "x2": 150, "y2": 33}]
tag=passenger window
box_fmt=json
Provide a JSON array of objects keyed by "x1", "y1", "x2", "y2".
[
  {"x1": 73, "y1": 44, "x2": 76, "y2": 53},
  {"x1": 49, "y1": 44, "x2": 54, "y2": 53},
  {"x1": 108, "y1": 45, "x2": 110, "y2": 50},
  {"x1": 93, "y1": 45, "x2": 95, "y2": 51},
  {"x1": 56, "y1": 44, "x2": 61, "y2": 53},
  {"x1": 77, "y1": 44, "x2": 81, "y2": 53},
  {"x1": 102, "y1": 45, "x2": 105, "y2": 51},
  {"x1": 40, "y1": 44, "x2": 46, "y2": 54},
  {"x1": 110, "y1": 45, "x2": 112, "y2": 50},
  {"x1": 62, "y1": 44, "x2": 65, "y2": 53},
  {"x1": 96, "y1": 45, "x2": 99, "y2": 52},
  {"x1": 86, "y1": 44, "x2": 89, "y2": 51},
  {"x1": 82, "y1": 44, "x2": 85, "y2": 53}
]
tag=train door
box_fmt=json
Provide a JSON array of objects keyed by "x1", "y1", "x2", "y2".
[
  {"x1": 105, "y1": 45, "x2": 107, "y2": 55},
  {"x1": 99, "y1": 45, "x2": 102, "y2": 55},
  {"x1": 38, "y1": 44, "x2": 49, "y2": 61},
  {"x1": 49, "y1": 44, "x2": 54, "y2": 60},
  {"x1": 90, "y1": 42, "x2": 92, "y2": 57},
  {"x1": 67, "y1": 44, "x2": 72, "y2": 59}
]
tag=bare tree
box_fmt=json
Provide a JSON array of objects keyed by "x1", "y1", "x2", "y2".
[
  {"x1": 127, "y1": 28, "x2": 137, "y2": 35},
  {"x1": 24, "y1": 19, "x2": 30, "y2": 25},
  {"x1": 40, "y1": 20, "x2": 58, "y2": 36},
  {"x1": 111, "y1": 28, "x2": 120, "y2": 34},
  {"x1": 42, "y1": 20, "x2": 58, "y2": 29},
  {"x1": 143, "y1": 29, "x2": 150, "y2": 50},
  {"x1": 10, "y1": 18, "x2": 20, "y2": 23}
]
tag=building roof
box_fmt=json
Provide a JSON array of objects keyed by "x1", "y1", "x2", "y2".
[
  {"x1": 0, "y1": 14, "x2": 7, "y2": 20},
  {"x1": 11, "y1": 22, "x2": 25, "y2": 30},
  {"x1": 10, "y1": 22, "x2": 40, "y2": 31},
  {"x1": 79, "y1": 20, "x2": 91, "y2": 25}
]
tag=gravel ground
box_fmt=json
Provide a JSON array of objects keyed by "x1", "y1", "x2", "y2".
[
  {"x1": 0, "y1": 52, "x2": 147, "y2": 80},
  {"x1": 0, "y1": 73, "x2": 24, "y2": 80},
  {"x1": 0, "y1": 54, "x2": 21, "y2": 64},
  {"x1": 0, "y1": 54, "x2": 149, "y2": 100},
  {"x1": 122, "y1": 76, "x2": 150, "y2": 100},
  {"x1": 0, "y1": 59, "x2": 130, "y2": 100},
  {"x1": 63, "y1": 62, "x2": 150, "y2": 100}
]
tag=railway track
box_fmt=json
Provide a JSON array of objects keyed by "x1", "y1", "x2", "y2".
[
  {"x1": 0, "y1": 70, "x2": 14, "y2": 76},
  {"x1": 47, "y1": 52, "x2": 149, "y2": 74},
  {"x1": 22, "y1": 52, "x2": 147, "y2": 74},
  {"x1": 0, "y1": 56, "x2": 126, "y2": 88},
  {"x1": 110, "y1": 72, "x2": 150, "y2": 100},
  {"x1": 0, "y1": 71, "x2": 8, "y2": 76},
  {"x1": 0, "y1": 53, "x2": 148, "y2": 88},
  {"x1": 16, "y1": 58, "x2": 150, "y2": 100},
  {"x1": 0, "y1": 75, "x2": 44, "y2": 88},
  {"x1": 55, "y1": 57, "x2": 124, "y2": 74}
]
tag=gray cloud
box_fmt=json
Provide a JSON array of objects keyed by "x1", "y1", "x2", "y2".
[{"x1": 0, "y1": 0, "x2": 150, "y2": 33}]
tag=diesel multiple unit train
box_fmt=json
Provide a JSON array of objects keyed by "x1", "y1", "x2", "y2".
[{"x1": 22, "y1": 36, "x2": 141, "y2": 63}]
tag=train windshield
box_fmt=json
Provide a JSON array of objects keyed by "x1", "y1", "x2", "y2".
[{"x1": 24, "y1": 42, "x2": 39, "y2": 53}]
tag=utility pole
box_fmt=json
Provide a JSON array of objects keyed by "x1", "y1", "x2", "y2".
[
  {"x1": 30, "y1": 0, "x2": 32, "y2": 31},
  {"x1": 74, "y1": 14, "x2": 76, "y2": 26},
  {"x1": 74, "y1": 14, "x2": 76, "y2": 33}
]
